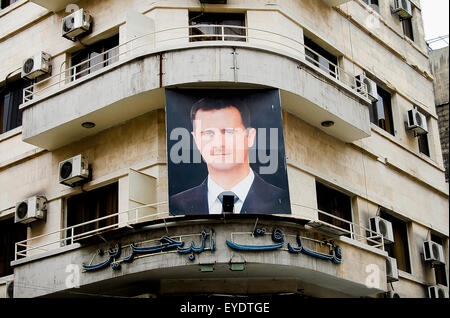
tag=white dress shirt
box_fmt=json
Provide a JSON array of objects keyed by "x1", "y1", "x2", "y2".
[{"x1": 207, "y1": 170, "x2": 255, "y2": 214}]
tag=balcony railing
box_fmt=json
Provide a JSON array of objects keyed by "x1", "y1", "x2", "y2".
[
  {"x1": 14, "y1": 201, "x2": 384, "y2": 262},
  {"x1": 22, "y1": 25, "x2": 369, "y2": 103}
]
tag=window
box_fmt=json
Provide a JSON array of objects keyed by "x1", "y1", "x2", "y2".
[
  {"x1": 380, "y1": 210, "x2": 411, "y2": 273},
  {"x1": 0, "y1": 78, "x2": 31, "y2": 134},
  {"x1": 369, "y1": 84, "x2": 395, "y2": 135},
  {"x1": 431, "y1": 234, "x2": 448, "y2": 286},
  {"x1": 362, "y1": 0, "x2": 380, "y2": 13},
  {"x1": 71, "y1": 34, "x2": 119, "y2": 81},
  {"x1": 304, "y1": 36, "x2": 338, "y2": 78},
  {"x1": 1, "y1": 0, "x2": 19, "y2": 9},
  {"x1": 402, "y1": 18, "x2": 414, "y2": 41},
  {"x1": 316, "y1": 182, "x2": 352, "y2": 235},
  {"x1": 189, "y1": 12, "x2": 246, "y2": 42},
  {"x1": 0, "y1": 217, "x2": 27, "y2": 277},
  {"x1": 418, "y1": 132, "x2": 430, "y2": 157},
  {"x1": 66, "y1": 182, "x2": 118, "y2": 239}
]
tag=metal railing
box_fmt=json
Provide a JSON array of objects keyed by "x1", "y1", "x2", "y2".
[
  {"x1": 22, "y1": 24, "x2": 368, "y2": 103},
  {"x1": 14, "y1": 201, "x2": 170, "y2": 260},
  {"x1": 291, "y1": 203, "x2": 385, "y2": 249},
  {"x1": 15, "y1": 200, "x2": 385, "y2": 261}
]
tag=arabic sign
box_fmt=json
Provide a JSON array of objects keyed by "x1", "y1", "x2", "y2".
[{"x1": 82, "y1": 229, "x2": 342, "y2": 272}]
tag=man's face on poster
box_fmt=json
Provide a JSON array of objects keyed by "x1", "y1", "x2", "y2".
[{"x1": 192, "y1": 106, "x2": 256, "y2": 172}]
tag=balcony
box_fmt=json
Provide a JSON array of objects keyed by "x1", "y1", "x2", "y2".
[
  {"x1": 19, "y1": 25, "x2": 372, "y2": 151},
  {"x1": 30, "y1": 0, "x2": 80, "y2": 12},
  {"x1": 11, "y1": 202, "x2": 388, "y2": 298}
]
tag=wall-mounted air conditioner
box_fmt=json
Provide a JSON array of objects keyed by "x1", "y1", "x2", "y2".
[
  {"x1": 428, "y1": 285, "x2": 449, "y2": 298},
  {"x1": 356, "y1": 74, "x2": 379, "y2": 102},
  {"x1": 15, "y1": 195, "x2": 47, "y2": 224},
  {"x1": 407, "y1": 108, "x2": 428, "y2": 135},
  {"x1": 369, "y1": 216, "x2": 394, "y2": 244},
  {"x1": 59, "y1": 154, "x2": 90, "y2": 187},
  {"x1": 393, "y1": 0, "x2": 412, "y2": 19},
  {"x1": 386, "y1": 256, "x2": 399, "y2": 282},
  {"x1": 21, "y1": 52, "x2": 51, "y2": 80},
  {"x1": 385, "y1": 291, "x2": 401, "y2": 298},
  {"x1": 62, "y1": 8, "x2": 92, "y2": 41},
  {"x1": 423, "y1": 241, "x2": 446, "y2": 264}
]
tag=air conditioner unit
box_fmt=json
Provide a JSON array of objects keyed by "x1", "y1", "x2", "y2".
[
  {"x1": 356, "y1": 74, "x2": 379, "y2": 102},
  {"x1": 21, "y1": 52, "x2": 51, "y2": 80},
  {"x1": 423, "y1": 241, "x2": 446, "y2": 264},
  {"x1": 428, "y1": 285, "x2": 449, "y2": 298},
  {"x1": 385, "y1": 291, "x2": 401, "y2": 298},
  {"x1": 15, "y1": 195, "x2": 47, "y2": 224},
  {"x1": 407, "y1": 108, "x2": 428, "y2": 135},
  {"x1": 369, "y1": 216, "x2": 394, "y2": 244},
  {"x1": 6, "y1": 280, "x2": 14, "y2": 298},
  {"x1": 393, "y1": 0, "x2": 412, "y2": 19},
  {"x1": 59, "y1": 154, "x2": 90, "y2": 187},
  {"x1": 386, "y1": 256, "x2": 399, "y2": 282},
  {"x1": 62, "y1": 8, "x2": 92, "y2": 41}
]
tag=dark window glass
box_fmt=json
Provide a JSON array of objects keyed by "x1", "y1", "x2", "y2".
[
  {"x1": 0, "y1": 78, "x2": 31, "y2": 134},
  {"x1": 380, "y1": 210, "x2": 412, "y2": 273},
  {"x1": 189, "y1": 12, "x2": 246, "y2": 42},
  {"x1": 402, "y1": 18, "x2": 414, "y2": 41},
  {"x1": 369, "y1": 85, "x2": 395, "y2": 135},
  {"x1": 304, "y1": 37, "x2": 338, "y2": 78},
  {"x1": 316, "y1": 182, "x2": 352, "y2": 235},
  {"x1": 431, "y1": 234, "x2": 448, "y2": 286},
  {"x1": 1, "y1": 0, "x2": 19, "y2": 9},
  {"x1": 362, "y1": 0, "x2": 380, "y2": 13},
  {"x1": 66, "y1": 183, "x2": 118, "y2": 239},
  {"x1": 0, "y1": 217, "x2": 27, "y2": 277},
  {"x1": 418, "y1": 133, "x2": 430, "y2": 157},
  {"x1": 71, "y1": 34, "x2": 119, "y2": 81}
]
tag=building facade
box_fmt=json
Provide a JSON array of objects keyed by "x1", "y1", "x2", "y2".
[
  {"x1": 430, "y1": 46, "x2": 449, "y2": 183},
  {"x1": 0, "y1": 0, "x2": 448, "y2": 299}
]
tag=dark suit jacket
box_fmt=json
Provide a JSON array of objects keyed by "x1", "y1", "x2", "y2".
[{"x1": 170, "y1": 172, "x2": 291, "y2": 215}]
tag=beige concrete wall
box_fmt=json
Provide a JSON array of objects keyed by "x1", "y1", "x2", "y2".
[{"x1": 430, "y1": 47, "x2": 449, "y2": 107}]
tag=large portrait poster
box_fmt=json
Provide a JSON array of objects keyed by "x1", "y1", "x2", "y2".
[{"x1": 166, "y1": 89, "x2": 291, "y2": 215}]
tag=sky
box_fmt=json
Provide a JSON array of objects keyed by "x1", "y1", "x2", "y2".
[{"x1": 420, "y1": 0, "x2": 449, "y2": 49}]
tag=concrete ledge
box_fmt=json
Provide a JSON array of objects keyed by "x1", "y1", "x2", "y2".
[
  {"x1": 11, "y1": 243, "x2": 81, "y2": 267},
  {"x1": 339, "y1": 236, "x2": 388, "y2": 258},
  {"x1": 0, "y1": 274, "x2": 14, "y2": 284}
]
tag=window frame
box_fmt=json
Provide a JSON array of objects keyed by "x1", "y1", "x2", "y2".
[
  {"x1": 304, "y1": 36, "x2": 339, "y2": 79},
  {"x1": 379, "y1": 209, "x2": 413, "y2": 274},
  {"x1": 362, "y1": 0, "x2": 381, "y2": 14},
  {"x1": 65, "y1": 182, "x2": 119, "y2": 241},
  {"x1": 315, "y1": 181, "x2": 354, "y2": 236},
  {"x1": 431, "y1": 233, "x2": 448, "y2": 287},
  {"x1": 402, "y1": 17, "x2": 415, "y2": 41},
  {"x1": 0, "y1": 77, "x2": 31, "y2": 135},
  {"x1": 367, "y1": 80, "x2": 395, "y2": 136},
  {"x1": 70, "y1": 34, "x2": 119, "y2": 81},
  {"x1": 1, "y1": 0, "x2": 19, "y2": 10},
  {"x1": 188, "y1": 12, "x2": 247, "y2": 42},
  {"x1": 0, "y1": 216, "x2": 27, "y2": 278}
]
